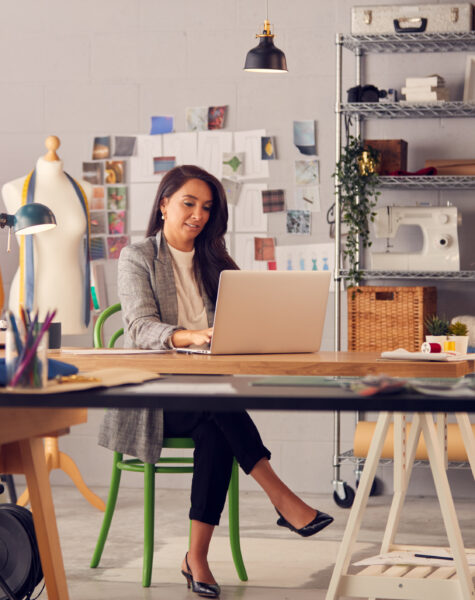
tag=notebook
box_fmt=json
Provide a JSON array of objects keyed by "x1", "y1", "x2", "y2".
[{"x1": 176, "y1": 270, "x2": 331, "y2": 355}]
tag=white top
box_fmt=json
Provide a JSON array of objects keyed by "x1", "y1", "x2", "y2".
[{"x1": 167, "y1": 243, "x2": 208, "y2": 331}]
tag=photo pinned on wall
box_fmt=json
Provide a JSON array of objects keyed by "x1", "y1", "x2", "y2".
[
  {"x1": 293, "y1": 120, "x2": 317, "y2": 156},
  {"x1": 153, "y1": 156, "x2": 176, "y2": 174},
  {"x1": 107, "y1": 235, "x2": 129, "y2": 260},
  {"x1": 186, "y1": 106, "x2": 208, "y2": 131},
  {"x1": 293, "y1": 186, "x2": 320, "y2": 212},
  {"x1": 261, "y1": 136, "x2": 276, "y2": 160},
  {"x1": 91, "y1": 186, "x2": 105, "y2": 210},
  {"x1": 221, "y1": 177, "x2": 242, "y2": 205},
  {"x1": 254, "y1": 237, "x2": 275, "y2": 261},
  {"x1": 208, "y1": 106, "x2": 227, "y2": 130},
  {"x1": 107, "y1": 186, "x2": 127, "y2": 211},
  {"x1": 150, "y1": 115, "x2": 174, "y2": 135},
  {"x1": 287, "y1": 210, "x2": 311, "y2": 235},
  {"x1": 90, "y1": 211, "x2": 107, "y2": 235},
  {"x1": 295, "y1": 159, "x2": 319, "y2": 185},
  {"x1": 222, "y1": 152, "x2": 245, "y2": 178},
  {"x1": 92, "y1": 136, "x2": 111, "y2": 160},
  {"x1": 262, "y1": 189, "x2": 285, "y2": 213},
  {"x1": 108, "y1": 211, "x2": 126, "y2": 235},
  {"x1": 114, "y1": 136, "x2": 136, "y2": 157},
  {"x1": 90, "y1": 237, "x2": 107, "y2": 261},
  {"x1": 83, "y1": 161, "x2": 104, "y2": 185},
  {"x1": 105, "y1": 160, "x2": 126, "y2": 184}
]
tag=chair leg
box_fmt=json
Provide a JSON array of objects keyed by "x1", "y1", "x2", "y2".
[
  {"x1": 228, "y1": 458, "x2": 248, "y2": 582},
  {"x1": 142, "y1": 463, "x2": 155, "y2": 587},
  {"x1": 90, "y1": 452, "x2": 123, "y2": 568}
]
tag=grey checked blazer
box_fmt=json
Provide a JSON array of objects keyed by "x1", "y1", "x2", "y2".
[{"x1": 98, "y1": 231, "x2": 215, "y2": 463}]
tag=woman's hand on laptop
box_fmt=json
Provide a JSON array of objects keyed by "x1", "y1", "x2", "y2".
[{"x1": 171, "y1": 328, "x2": 213, "y2": 348}]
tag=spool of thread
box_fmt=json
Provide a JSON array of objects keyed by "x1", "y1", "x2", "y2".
[
  {"x1": 421, "y1": 342, "x2": 442, "y2": 353},
  {"x1": 444, "y1": 340, "x2": 456, "y2": 352}
]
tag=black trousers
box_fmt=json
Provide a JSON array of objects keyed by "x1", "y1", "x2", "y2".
[{"x1": 163, "y1": 410, "x2": 271, "y2": 526}]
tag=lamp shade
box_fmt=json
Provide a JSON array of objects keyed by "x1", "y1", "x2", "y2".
[
  {"x1": 13, "y1": 203, "x2": 56, "y2": 235},
  {"x1": 244, "y1": 34, "x2": 288, "y2": 73}
]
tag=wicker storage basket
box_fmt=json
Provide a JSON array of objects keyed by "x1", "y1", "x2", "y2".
[{"x1": 347, "y1": 286, "x2": 437, "y2": 352}]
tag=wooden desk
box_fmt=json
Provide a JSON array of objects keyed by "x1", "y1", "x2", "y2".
[
  {"x1": 0, "y1": 407, "x2": 87, "y2": 600},
  {"x1": 59, "y1": 350, "x2": 475, "y2": 378}
]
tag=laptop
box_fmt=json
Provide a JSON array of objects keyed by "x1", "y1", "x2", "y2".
[{"x1": 176, "y1": 270, "x2": 331, "y2": 355}]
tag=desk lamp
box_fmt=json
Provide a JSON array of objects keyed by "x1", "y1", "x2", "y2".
[
  {"x1": 244, "y1": 0, "x2": 288, "y2": 73},
  {"x1": 0, "y1": 203, "x2": 57, "y2": 251}
]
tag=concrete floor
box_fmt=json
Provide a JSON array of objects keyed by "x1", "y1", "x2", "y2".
[{"x1": 33, "y1": 485, "x2": 475, "y2": 600}]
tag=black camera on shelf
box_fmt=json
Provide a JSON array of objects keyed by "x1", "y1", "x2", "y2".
[{"x1": 347, "y1": 84, "x2": 388, "y2": 103}]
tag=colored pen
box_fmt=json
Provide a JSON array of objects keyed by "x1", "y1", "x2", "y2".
[{"x1": 414, "y1": 553, "x2": 453, "y2": 561}]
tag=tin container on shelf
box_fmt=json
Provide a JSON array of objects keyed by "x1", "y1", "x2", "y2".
[{"x1": 351, "y1": 4, "x2": 474, "y2": 35}]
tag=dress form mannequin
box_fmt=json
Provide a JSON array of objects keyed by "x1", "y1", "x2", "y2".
[
  {"x1": 2, "y1": 136, "x2": 92, "y2": 334},
  {"x1": 2, "y1": 136, "x2": 105, "y2": 513}
]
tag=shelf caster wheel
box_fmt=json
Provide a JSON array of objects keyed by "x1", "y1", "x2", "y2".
[
  {"x1": 333, "y1": 482, "x2": 355, "y2": 508},
  {"x1": 356, "y1": 475, "x2": 383, "y2": 497}
]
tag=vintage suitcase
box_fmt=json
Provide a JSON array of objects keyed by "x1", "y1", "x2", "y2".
[
  {"x1": 351, "y1": 4, "x2": 474, "y2": 35},
  {"x1": 365, "y1": 139, "x2": 408, "y2": 174}
]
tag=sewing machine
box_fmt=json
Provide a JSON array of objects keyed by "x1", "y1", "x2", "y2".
[{"x1": 371, "y1": 205, "x2": 460, "y2": 271}]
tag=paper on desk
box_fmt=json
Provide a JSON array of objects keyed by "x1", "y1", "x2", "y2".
[
  {"x1": 354, "y1": 550, "x2": 475, "y2": 568},
  {"x1": 139, "y1": 380, "x2": 237, "y2": 395},
  {"x1": 61, "y1": 348, "x2": 169, "y2": 355},
  {"x1": 381, "y1": 349, "x2": 472, "y2": 362}
]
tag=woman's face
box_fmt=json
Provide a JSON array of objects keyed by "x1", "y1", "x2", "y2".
[{"x1": 160, "y1": 178, "x2": 213, "y2": 251}]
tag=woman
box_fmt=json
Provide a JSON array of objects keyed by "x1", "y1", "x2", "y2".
[{"x1": 99, "y1": 165, "x2": 333, "y2": 598}]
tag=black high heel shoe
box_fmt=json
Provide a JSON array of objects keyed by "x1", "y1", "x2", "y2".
[
  {"x1": 181, "y1": 552, "x2": 221, "y2": 598},
  {"x1": 275, "y1": 508, "x2": 334, "y2": 537}
]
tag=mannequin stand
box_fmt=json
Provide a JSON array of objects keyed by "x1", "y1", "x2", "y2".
[{"x1": 17, "y1": 436, "x2": 105, "y2": 511}]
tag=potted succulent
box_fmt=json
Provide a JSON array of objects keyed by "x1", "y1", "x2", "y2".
[
  {"x1": 333, "y1": 135, "x2": 381, "y2": 289},
  {"x1": 424, "y1": 314, "x2": 450, "y2": 347},
  {"x1": 448, "y1": 320, "x2": 469, "y2": 354}
]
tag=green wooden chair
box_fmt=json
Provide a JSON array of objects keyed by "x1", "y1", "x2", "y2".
[{"x1": 90, "y1": 303, "x2": 247, "y2": 587}]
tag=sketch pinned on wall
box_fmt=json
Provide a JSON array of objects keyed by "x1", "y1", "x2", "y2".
[
  {"x1": 150, "y1": 115, "x2": 174, "y2": 135},
  {"x1": 292, "y1": 186, "x2": 320, "y2": 212},
  {"x1": 107, "y1": 186, "x2": 127, "y2": 211},
  {"x1": 234, "y1": 182, "x2": 268, "y2": 232},
  {"x1": 208, "y1": 106, "x2": 227, "y2": 129},
  {"x1": 92, "y1": 136, "x2": 111, "y2": 160},
  {"x1": 83, "y1": 161, "x2": 104, "y2": 185},
  {"x1": 91, "y1": 186, "x2": 105, "y2": 210},
  {"x1": 128, "y1": 183, "x2": 157, "y2": 231},
  {"x1": 163, "y1": 132, "x2": 198, "y2": 166},
  {"x1": 262, "y1": 189, "x2": 285, "y2": 213},
  {"x1": 114, "y1": 136, "x2": 136, "y2": 157},
  {"x1": 186, "y1": 106, "x2": 208, "y2": 131},
  {"x1": 254, "y1": 237, "x2": 275, "y2": 261},
  {"x1": 107, "y1": 235, "x2": 129, "y2": 260},
  {"x1": 234, "y1": 129, "x2": 269, "y2": 179},
  {"x1": 233, "y1": 233, "x2": 269, "y2": 271},
  {"x1": 222, "y1": 152, "x2": 245, "y2": 178},
  {"x1": 295, "y1": 159, "x2": 319, "y2": 185},
  {"x1": 275, "y1": 242, "x2": 335, "y2": 291},
  {"x1": 90, "y1": 211, "x2": 107, "y2": 235},
  {"x1": 108, "y1": 211, "x2": 126, "y2": 235},
  {"x1": 221, "y1": 177, "x2": 242, "y2": 206},
  {"x1": 293, "y1": 120, "x2": 317, "y2": 156},
  {"x1": 129, "y1": 135, "x2": 163, "y2": 182},
  {"x1": 105, "y1": 160, "x2": 126, "y2": 184},
  {"x1": 153, "y1": 156, "x2": 176, "y2": 174},
  {"x1": 287, "y1": 210, "x2": 311, "y2": 234},
  {"x1": 197, "y1": 131, "x2": 233, "y2": 179},
  {"x1": 261, "y1": 136, "x2": 276, "y2": 160}
]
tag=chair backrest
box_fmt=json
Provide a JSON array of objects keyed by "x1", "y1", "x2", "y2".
[{"x1": 94, "y1": 303, "x2": 123, "y2": 348}]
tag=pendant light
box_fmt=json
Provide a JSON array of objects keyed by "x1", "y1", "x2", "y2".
[{"x1": 244, "y1": 1, "x2": 288, "y2": 73}]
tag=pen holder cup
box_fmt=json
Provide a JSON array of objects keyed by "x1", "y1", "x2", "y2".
[{"x1": 5, "y1": 328, "x2": 48, "y2": 389}]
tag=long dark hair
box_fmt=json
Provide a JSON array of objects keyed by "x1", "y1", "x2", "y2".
[{"x1": 146, "y1": 165, "x2": 239, "y2": 304}]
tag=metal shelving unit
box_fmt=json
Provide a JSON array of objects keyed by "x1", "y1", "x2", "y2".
[{"x1": 332, "y1": 31, "x2": 475, "y2": 509}]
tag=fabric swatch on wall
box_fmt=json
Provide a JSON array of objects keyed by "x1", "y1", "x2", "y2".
[
  {"x1": 92, "y1": 136, "x2": 111, "y2": 160},
  {"x1": 107, "y1": 235, "x2": 129, "y2": 259},
  {"x1": 287, "y1": 210, "x2": 311, "y2": 234},
  {"x1": 262, "y1": 189, "x2": 285, "y2": 213},
  {"x1": 114, "y1": 136, "x2": 136, "y2": 157},
  {"x1": 208, "y1": 106, "x2": 227, "y2": 129},
  {"x1": 254, "y1": 237, "x2": 275, "y2": 261}
]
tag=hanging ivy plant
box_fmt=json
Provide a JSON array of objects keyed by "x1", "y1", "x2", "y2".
[{"x1": 333, "y1": 135, "x2": 381, "y2": 289}]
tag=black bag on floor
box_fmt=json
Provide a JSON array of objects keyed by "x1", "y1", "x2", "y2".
[{"x1": 0, "y1": 504, "x2": 43, "y2": 600}]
